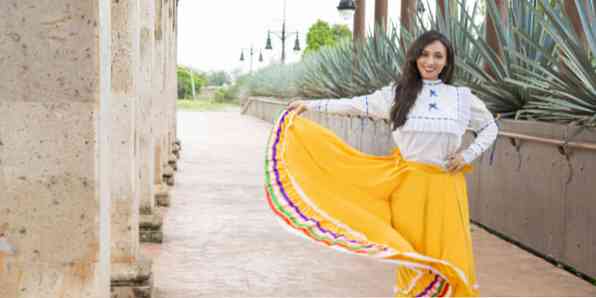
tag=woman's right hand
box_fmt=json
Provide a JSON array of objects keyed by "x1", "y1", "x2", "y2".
[{"x1": 287, "y1": 100, "x2": 308, "y2": 115}]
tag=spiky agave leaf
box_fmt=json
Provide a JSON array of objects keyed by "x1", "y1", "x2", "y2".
[{"x1": 508, "y1": 0, "x2": 596, "y2": 125}]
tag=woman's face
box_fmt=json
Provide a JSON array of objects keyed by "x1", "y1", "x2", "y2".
[{"x1": 416, "y1": 40, "x2": 448, "y2": 81}]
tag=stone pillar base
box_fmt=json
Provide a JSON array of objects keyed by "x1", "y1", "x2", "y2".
[
  {"x1": 111, "y1": 256, "x2": 153, "y2": 298},
  {"x1": 154, "y1": 184, "x2": 170, "y2": 207},
  {"x1": 162, "y1": 165, "x2": 175, "y2": 186},
  {"x1": 172, "y1": 141, "x2": 181, "y2": 160},
  {"x1": 168, "y1": 153, "x2": 177, "y2": 171},
  {"x1": 139, "y1": 210, "x2": 163, "y2": 243}
]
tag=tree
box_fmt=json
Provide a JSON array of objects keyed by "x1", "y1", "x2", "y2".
[
  {"x1": 206, "y1": 70, "x2": 231, "y2": 86},
  {"x1": 177, "y1": 65, "x2": 207, "y2": 99},
  {"x1": 304, "y1": 20, "x2": 352, "y2": 55}
]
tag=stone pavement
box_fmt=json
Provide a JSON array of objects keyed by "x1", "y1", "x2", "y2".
[{"x1": 145, "y1": 109, "x2": 596, "y2": 297}]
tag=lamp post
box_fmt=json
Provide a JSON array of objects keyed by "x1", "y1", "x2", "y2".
[
  {"x1": 182, "y1": 66, "x2": 197, "y2": 100},
  {"x1": 264, "y1": 0, "x2": 301, "y2": 64},
  {"x1": 337, "y1": 0, "x2": 356, "y2": 21},
  {"x1": 240, "y1": 46, "x2": 264, "y2": 74},
  {"x1": 337, "y1": 0, "x2": 365, "y2": 42}
]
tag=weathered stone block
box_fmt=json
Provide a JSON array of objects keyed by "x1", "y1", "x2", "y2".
[
  {"x1": 111, "y1": 255, "x2": 153, "y2": 298},
  {"x1": 154, "y1": 184, "x2": 170, "y2": 207},
  {"x1": 165, "y1": 175, "x2": 175, "y2": 187},
  {"x1": 139, "y1": 230, "x2": 164, "y2": 244},
  {"x1": 162, "y1": 165, "x2": 174, "y2": 178}
]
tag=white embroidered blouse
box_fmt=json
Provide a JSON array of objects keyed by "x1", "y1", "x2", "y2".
[{"x1": 305, "y1": 79, "x2": 499, "y2": 168}]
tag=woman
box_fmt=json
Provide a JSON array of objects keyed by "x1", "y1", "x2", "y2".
[{"x1": 265, "y1": 30, "x2": 497, "y2": 297}]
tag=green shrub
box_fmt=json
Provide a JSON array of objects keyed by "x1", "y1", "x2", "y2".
[{"x1": 177, "y1": 65, "x2": 207, "y2": 99}]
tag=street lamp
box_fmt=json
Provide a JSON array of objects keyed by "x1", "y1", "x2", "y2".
[
  {"x1": 417, "y1": 1, "x2": 426, "y2": 14},
  {"x1": 337, "y1": 0, "x2": 356, "y2": 21},
  {"x1": 239, "y1": 46, "x2": 264, "y2": 74},
  {"x1": 264, "y1": 0, "x2": 301, "y2": 64}
]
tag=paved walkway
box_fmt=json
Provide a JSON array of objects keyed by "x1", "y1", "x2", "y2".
[{"x1": 146, "y1": 109, "x2": 596, "y2": 297}]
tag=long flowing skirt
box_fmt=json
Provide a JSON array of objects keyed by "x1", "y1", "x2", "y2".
[{"x1": 264, "y1": 110, "x2": 479, "y2": 297}]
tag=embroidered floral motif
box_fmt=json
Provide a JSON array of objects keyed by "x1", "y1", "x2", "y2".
[
  {"x1": 428, "y1": 103, "x2": 439, "y2": 111},
  {"x1": 430, "y1": 90, "x2": 438, "y2": 97}
]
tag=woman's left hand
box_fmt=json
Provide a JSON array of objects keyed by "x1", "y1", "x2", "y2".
[{"x1": 446, "y1": 153, "x2": 466, "y2": 173}]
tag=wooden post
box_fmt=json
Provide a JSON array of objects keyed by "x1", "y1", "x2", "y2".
[
  {"x1": 437, "y1": 0, "x2": 456, "y2": 18},
  {"x1": 564, "y1": 0, "x2": 588, "y2": 50},
  {"x1": 374, "y1": 0, "x2": 388, "y2": 36},
  {"x1": 400, "y1": 0, "x2": 417, "y2": 32},
  {"x1": 485, "y1": 0, "x2": 507, "y2": 74},
  {"x1": 354, "y1": 0, "x2": 367, "y2": 42}
]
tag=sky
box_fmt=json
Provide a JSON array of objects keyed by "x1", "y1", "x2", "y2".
[{"x1": 177, "y1": 0, "x2": 404, "y2": 74}]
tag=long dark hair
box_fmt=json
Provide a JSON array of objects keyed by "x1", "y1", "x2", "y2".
[{"x1": 389, "y1": 30, "x2": 455, "y2": 130}]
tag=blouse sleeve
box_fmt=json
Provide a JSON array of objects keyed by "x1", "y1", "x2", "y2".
[
  {"x1": 460, "y1": 88, "x2": 499, "y2": 164},
  {"x1": 304, "y1": 86, "x2": 394, "y2": 119}
]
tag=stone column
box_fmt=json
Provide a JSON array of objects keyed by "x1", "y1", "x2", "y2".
[
  {"x1": 0, "y1": 1, "x2": 111, "y2": 297},
  {"x1": 151, "y1": 0, "x2": 173, "y2": 191},
  {"x1": 138, "y1": 0, "x2": 163, "y2": 243},
  {"x1": 110, "y1": 0, "x2": 153, "y2": 296},
  {"x1": 164, "y1": 0, "x2": 179, "y2": 174},
  {"x1": 171, "y1": 0, "x2": 180, "y2": 160},
  {"x1": 152, "y1": 0, "x2": 174, "y2": 203}
]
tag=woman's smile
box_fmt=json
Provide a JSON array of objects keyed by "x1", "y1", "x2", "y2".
[{"x1": 416, "y1": 40, "x2": 447, "y2": 80}]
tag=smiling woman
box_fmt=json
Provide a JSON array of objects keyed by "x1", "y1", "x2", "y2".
[{"x1": 271, "y1": 30, "x2": 498, "y2": 297}]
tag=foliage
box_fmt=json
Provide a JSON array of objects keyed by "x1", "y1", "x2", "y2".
[
  {"x1": 508, "y1": 0, "x2": 596, "y2": 125},
  {"x1": 205, "y1": 70, "x2": 231, "y2": 86},
  {"x1": 245, "y1": 63, "x2": 306, "y2": 98},
  {"x1": 209, "y1": 73, "x2": 253, "y2": 102},
  {"x1": 177, "y1": 65, "x2": 207, "y2": 99},
  {"x1": 304, "y1": 20, "x2": 352, "y2": 56}
]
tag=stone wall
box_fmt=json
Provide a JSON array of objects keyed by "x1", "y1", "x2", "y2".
[{"x1": 0, "y1": 0, "x2": 180, "y2": 297}]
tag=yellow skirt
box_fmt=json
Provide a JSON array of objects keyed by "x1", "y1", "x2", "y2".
[{"x1": 265, "y1": 110, "x2": 479, "y2": 297}]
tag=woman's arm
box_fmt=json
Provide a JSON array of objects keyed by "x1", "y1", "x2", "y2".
[
  {"x1": 304, "y1": 86, "x2": 394, "y2": 119},
  {"x1": 460, "y1": 89, "x2": 499, "y2": 164}
]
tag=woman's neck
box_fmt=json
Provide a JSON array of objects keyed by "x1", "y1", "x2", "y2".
[{"x1": 422, "y1": 78, "x2": 443, "y2": 86}]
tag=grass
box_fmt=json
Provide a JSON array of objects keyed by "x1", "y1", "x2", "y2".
[{"x1": 176, "y1": 98, "x2": 240, "y2": 112}]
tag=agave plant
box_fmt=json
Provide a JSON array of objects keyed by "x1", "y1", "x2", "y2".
[
  {"x1": 245, "y1": 63, "x2": 306, "y2": 98},
  {"x1": 509, "y1": 0, "x2": 596, "y2": 125},
  {"x1": 437, "y1": 0, "x2": 561, "y2": 116},
  {"x1": 299, "y1": 39, "x2": 357, "y2": 98},
  {"x1": 284, "y1": 24, "x2": 408, "y2": 99}
]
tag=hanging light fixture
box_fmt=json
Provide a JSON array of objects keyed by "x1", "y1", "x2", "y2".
[
  {"x1": 240, "y1": 50, "x2": 245, "y2": 61},
  {"x1": 259, "y1": 50, "x2": 264, "y2": 62},
  {"x1": 417, "y1": 1, "x2": 426, "y2": 14},
  {"x1": 337, "y1": 0, "x2": 356, "y2": 21},
  {"x1": 293, "y1": 32, "x2": 301, "y2": 51},
  {"x1": 265, "y1": 31, "x2": 273, "y2": 50}
]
